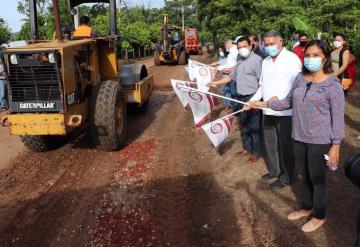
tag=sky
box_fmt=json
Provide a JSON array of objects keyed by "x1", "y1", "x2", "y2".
[{"x1": 0, "y1": 0, "x2": 164, "y2": 32}]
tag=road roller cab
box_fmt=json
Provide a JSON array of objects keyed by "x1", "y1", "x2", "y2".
[{"x1": 0, "y1": 0, "x2": 153, "y2": 152}]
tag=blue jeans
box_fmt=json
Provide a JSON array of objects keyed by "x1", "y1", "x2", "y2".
[
  {"x1": 0, "y1": 79, "x2": 8, "y2": 108},
  {"x1": 229, "y1": 80, "x2": 238, "y2": 110},
  {"x1": 237, "y1": 94, "x2": 262, "y2": 156},
  {"x1": 222, "y1": 83, "x2": 231, "y2": 106}
]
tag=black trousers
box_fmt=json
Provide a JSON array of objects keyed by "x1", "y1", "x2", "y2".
[
  {"x1": 294, "y1": 141, "x2": 331, "y2": 219},
  {"x1": 263, "y1": 115, "x2": 294, "y2": 184},
  {"x1": 236, "y1": 94, "x2": 262, "y2": 156}
]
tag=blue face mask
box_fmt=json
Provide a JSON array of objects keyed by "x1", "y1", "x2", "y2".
[
  {"x1": 304, "y1": 57, "x2": 323, "y2": 72},
  {"x1": 265, "y1": 45, "x2": 280, "y2": 57}
]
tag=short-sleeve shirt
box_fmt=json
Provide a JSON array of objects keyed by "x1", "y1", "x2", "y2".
[
  {"x1": 293, "y1": 45, "x2": 305, "y2": 64},
  {"x1": 251, "y1": 48, "x2": 302, "y2": 116},
  {"x1": 229, "y1": 52, "x2": 263, "y2": 96},
  {"x1": 225, "y1": 45, "x2": 239, "y2": 68}
]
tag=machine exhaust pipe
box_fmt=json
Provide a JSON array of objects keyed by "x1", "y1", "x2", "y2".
[{"x1": 52, "y1": 0, "x2": 63, "y2": 42}]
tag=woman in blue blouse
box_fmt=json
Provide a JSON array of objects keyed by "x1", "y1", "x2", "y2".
[{"x1": 251, "y1": 40, "x2": 345, "y2": 232}]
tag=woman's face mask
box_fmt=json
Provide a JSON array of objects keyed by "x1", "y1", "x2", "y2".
[
  {"x1": 333, "y1": 40, "x2": 343, "y2": 48},
  {"x1": 219, "y1": 51, "x2": 225, "y2": 57},
  {"x1": 304, "y1": 57, "x2": 323, "y2": 72}
]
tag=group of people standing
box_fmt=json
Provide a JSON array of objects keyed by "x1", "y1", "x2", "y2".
[{"x1": 208, "y1": 30, "x2": 357, "y2": 233}]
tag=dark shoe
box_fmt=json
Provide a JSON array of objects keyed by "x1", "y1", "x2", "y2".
[
  {"x1": 247, "y1": 156, "x2": 260, "y2": 163},
  {"x1": 236, "y1": 150, "x2": 251, "y2": 157},
  {"x1": 260, "y1": 173, "x2": 276, "y2": 181},
  {"x1": 270, "y1": 180, "x2": 287, "y2": 190}
]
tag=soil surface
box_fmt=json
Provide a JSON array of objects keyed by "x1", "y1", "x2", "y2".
[{"x1": 0, "y1": 51, "x2": 359, "y2": 247}]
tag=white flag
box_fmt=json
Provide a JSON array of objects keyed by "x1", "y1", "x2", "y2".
[
  {"x1": 188, "y1": 60, "x2": 217, "y2": 92},
  {"x1": 171, "y1": 79, "x2": 191, "y2": 109},
  {"x1": 186, "y1": 90, "x2": 218, "y2": 127},
  {"x1": 188, "y1": 59, "x2": 201, "y2": 81},
  {"x1": 201, "y1": 117, "x2": 233, "y2": 148},
  {"x1": 195, "y1": 66, "x2": 217, "y2": 92}
]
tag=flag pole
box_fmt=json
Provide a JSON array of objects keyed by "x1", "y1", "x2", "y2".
[
  {"x1": 189, "y1": 59, "x2": 217, "y2": 69},
  {"x1": 216, "y1": 109, "x2": 245, "y2": 122},
  {"x1": 179, "y1": 85, "x2": 281, "y2": 115},
  {"x1": 180, "y1": 85, "x2": 249, "y2": 105},
  {"x1": 203, "y1": 109, "x2": 245, "y2": 127}
]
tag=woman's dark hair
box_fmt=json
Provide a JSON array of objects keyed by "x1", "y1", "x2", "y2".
[
  {"x1": 219, "y1": 44, "x2": 228, "y2": 57},
  {"x1": 302, "y1": 39, "x2": 333, "y2": 75},
  {"x1": 349, "y1": 46, "x2": 354, "y2": 54}
]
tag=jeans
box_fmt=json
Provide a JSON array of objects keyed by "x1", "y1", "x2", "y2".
[
  {"x1": 229, "y1": 80, "x2": 238, "y2": 110},
  {"x1": 237, "y1": 94, "x2": 262, "y2": 156},
  {"x1": 222, "y1": 83, "x2": 231, "y2": 106},
  {"x1": 263, "y1": 115, "x2": 294, "y2": 184},
  {"x1": 294, "y1": 141, "x2": 331, "y2": 219},
  {"x1": 0, "y1": 79, "x2": 8, "y2": 108}
]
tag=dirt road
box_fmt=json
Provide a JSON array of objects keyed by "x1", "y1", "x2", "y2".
[{"x1": 0, "y1": 53, "x2": 359, "y2": 247}]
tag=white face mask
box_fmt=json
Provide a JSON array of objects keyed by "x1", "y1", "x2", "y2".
[
  {"x1": 334, "y1": 41, "x2": 343, "y2": 48},
  {"x1": 219, "y1": 51, "x2": 225, "y2": 57},
  {"x1": 238, "y1": 47, "x2": 250, "y2": 58}
]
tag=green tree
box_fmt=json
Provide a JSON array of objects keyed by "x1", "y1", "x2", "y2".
[
  {"x1": 0, "y1": 18, "x2": 11, "y2": 44},
  {"x1": 196, "y1": 0, "x2": 360, "y2": 57},
  {"x1": 16, "y1": 0, "x2": 71, "y2": 40},
  {"x1": 164, "y1": 0, "x2": 199, "y2": 29}
]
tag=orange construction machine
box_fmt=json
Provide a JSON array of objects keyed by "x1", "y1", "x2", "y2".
[{"x1": 184, "y1": 28, "x2": 202, "y2": 55}]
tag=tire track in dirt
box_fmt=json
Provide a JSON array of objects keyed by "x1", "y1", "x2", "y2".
[
  {"x1": 147, "y1": 94, "x2": 194, "y2": 247},
  {"x1": 0, "y1": 141, "x2": 117, "y2": 247}
]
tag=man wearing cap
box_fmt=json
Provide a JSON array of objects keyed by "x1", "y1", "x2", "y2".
[{"x1": 212, "y1": 39, "x2": 239, "y2": 110}]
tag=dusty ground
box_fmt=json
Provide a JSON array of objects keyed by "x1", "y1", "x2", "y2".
[
  {"x1": 0, "y1": 111, "x2": 25, "y2": 171},
  {"x1": 0, "y1": 51, "x2": 359, "y2": 247}
]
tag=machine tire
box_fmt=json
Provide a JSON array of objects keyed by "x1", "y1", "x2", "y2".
[
  {"x1": 178, "y1": 50, "x2": 187, "y2": 65},
  {"x1": 20, "y1": 135, "x2": 61, "y2": 152},
  {"x1": 154, "y1": 50, "x2": 161, "y2": 66},
  {"x1": 90, "y1": 80, "x2": 127, "y2": 151}
]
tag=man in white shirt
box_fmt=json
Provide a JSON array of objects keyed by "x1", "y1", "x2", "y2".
[
  {"x1": 212, "y1": 40, "x2": 239, "y2": 110},
  {"x1": 223, "y1": 40, "x2": 239, "y2": 109},
  {"x1": 250, "y1": 30, "x2": 302, "y2": 189},
  {"x1": 211, "y1": 40, "x2": 238, "y2": 69},
  {"x1": 224, "y1": 39, "x2": 238, "y2": 69}
]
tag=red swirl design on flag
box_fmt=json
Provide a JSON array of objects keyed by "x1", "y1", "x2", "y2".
[
  {"x1": 191, "y1": 61, "x2": 198, "y2": 68},
  {"x1": 223, "y1": 118, "x2": 232, "y2": 133},
  {"x1": 210, "y1": 122, "x2": 223, "y2": 134},
  {"x1": 176, "y1": 82, "x2": 185, "y2": 90},
  {"x1": 199, "y1": 67, "x2": 208, "y2": 77},
  {"x1": 189, "y1": 91, "x2": 203, "y2": 102}
]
